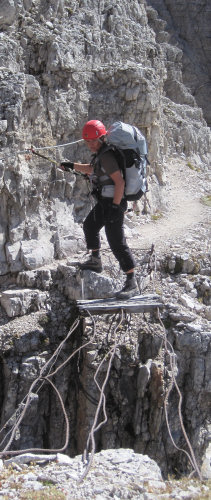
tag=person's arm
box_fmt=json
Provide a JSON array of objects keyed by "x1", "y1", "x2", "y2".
[
  {"x1": 109, "y1": 170, "x2": 125, "y2": 205},
  {"x1": 74, "y1": 162, "x2": 93, "y2": 175},
  {"x1": 60, "y1": 161, "x2": 93, "y2": 175}
]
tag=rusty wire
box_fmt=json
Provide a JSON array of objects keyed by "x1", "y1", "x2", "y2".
[
  {"x1": 0, "y1": 307, "x2": 120, "y2": 476},
  {"x1": 0, "y1": 315, "x2": 98, "y2": 457},
  {"x1": 156, "y1": 309, "x2": 202, "y2": 480},
  {"x1": 78, "y1": 309, "x2": 123, "y2": 483},
  {"x1": 0, "y1": 317, "x2": 79, "y2": 453},
  {"x1": 146, "y1": 244, "x2": 202, "y2": 480},
  {"x1": 0, "y1": 253, "x2": 203, "y2": 483}
]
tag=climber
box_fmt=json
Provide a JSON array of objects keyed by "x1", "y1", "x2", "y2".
[{"x1": 60, "y1": 119, "x2": 139, "y2": 299}]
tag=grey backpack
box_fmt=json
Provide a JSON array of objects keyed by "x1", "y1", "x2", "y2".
[{"x1": 106, "y1": 121, "x2": 149, "y2": 201}]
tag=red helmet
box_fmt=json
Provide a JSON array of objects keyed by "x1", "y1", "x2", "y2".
[{"x1": 82, "y1": 120, "x2": 107, "y2": 140}]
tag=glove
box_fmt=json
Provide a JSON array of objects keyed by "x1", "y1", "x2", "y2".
[
  {"x1": 60, "y1": 161, "x2": 74, "y2": 171},
  {"x1": 109, "y1": 203, "x2": 124, "y2": 223}
]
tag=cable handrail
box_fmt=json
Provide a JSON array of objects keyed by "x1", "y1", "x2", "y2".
[{"x1": 16, "y1": 138, "x2": 84, "y2": 154}]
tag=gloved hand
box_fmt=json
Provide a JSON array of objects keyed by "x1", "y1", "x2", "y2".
[
  {"x1": 60, "y1": 161, "x2": 74, "y2": 171},
  {"x1": 109, "y1": 203, "x2": 124, "y2": 223}
]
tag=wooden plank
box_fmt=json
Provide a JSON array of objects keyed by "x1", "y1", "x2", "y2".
[{"x1": 76, "y1": 294, "x2": 163, "y2": 316}]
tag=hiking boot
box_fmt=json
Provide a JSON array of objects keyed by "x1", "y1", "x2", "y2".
[
  {"x1": 116, "y1": 276, "x2": 139, "y2": 300},
  {"x1": 79, "y1": 255, "x2": 103, "y2": 273}
]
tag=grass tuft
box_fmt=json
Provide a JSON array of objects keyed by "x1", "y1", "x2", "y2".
[{"x1": 200, "y1": 195, "x2": 211, "y2": 207}]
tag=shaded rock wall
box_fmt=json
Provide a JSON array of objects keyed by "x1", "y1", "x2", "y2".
[
  {"x1": 0, "y1": 254, "x2": 210, "y2": 478},
  {"x1": 146, "y1": 0, "x2": 211, "y2": 125}
]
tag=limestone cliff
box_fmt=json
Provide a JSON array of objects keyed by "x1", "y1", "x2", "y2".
[
  {"x1": 0, "y1": 0, "x2": 211, "y2": 482},
  {"x1": 0, "y1": 0, "x2": 210, "y2": 273},
  {"x1": 146, "y1": 0, "x2": 211, "y2": 126}
]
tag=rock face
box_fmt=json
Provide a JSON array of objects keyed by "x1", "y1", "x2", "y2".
[
  {"x1": 0, "y1": 0, "x2": 211, "y2": 486},
  {"x1": 0, "y1": 449, "x2": 166, "y2": 498},
  {"x1": 0, "y1": 0, "x2": 210, "y2": 274},
  {"x1": 146, "y1": 0, "x2": 211, "y2": 126},
  {"x1": 0, "y1": 449, "x2": 210, "y2": 499},
  {"x1": 0, "y1": 243, "x2": 211, "y2": 479}
]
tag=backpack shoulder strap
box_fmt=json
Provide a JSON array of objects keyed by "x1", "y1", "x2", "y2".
[
  {"x1": 97, "y1": 143, "x2": 126, "y2": 173},
  {"x1": 132, "y1": 126, "x2": 138, "y2": 142},
  {"x1": 97, "y1": 143, "x2": 114, "y2": 158}
]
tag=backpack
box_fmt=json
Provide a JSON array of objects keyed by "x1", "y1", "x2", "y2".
[{"x1": 105, "y1": 121, "x2": 149, "y2": 201}]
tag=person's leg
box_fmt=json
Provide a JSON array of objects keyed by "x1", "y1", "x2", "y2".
[
  {"x1": 116, "y1": 270, "x2": 139, "y2": 299},
  {"x1": 104, "y1": 199, "x2": 135, "y2": 271},
  {"x1": 80, "y1": 203, "x2": 104, "y2": 272},
  {"x1": 104, "y1": 199, "x2": 139, "y2": 298},
  {"x1": 83, "y1": 203, "x2": 104, "y2": 249}
]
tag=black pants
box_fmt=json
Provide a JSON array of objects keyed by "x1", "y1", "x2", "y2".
[{"x1": 83, "y1": 198, "x2": 136, "y2": 273}]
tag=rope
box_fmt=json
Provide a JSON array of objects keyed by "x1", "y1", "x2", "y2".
[
  {"x1": 78, "y1": 310, "x2": 122, "y2": 483},
  {"x1": 139, "y1": 309, "x2": 202, "y2": 480},
  {"x1": 147, "y1": 243, "x2": 156, "y2": 292},
  {"x1": 0, "y1": 320, "x2": 79, "y2": 448},
  {"x1": 147, "y1": 244, "x2": 202, "y2": 480},
  {"x1": 0, "y1": 276, "x2": 203, "y2": 482},
  {"x1": 20, "y1": 149, "x2": 90, "y2": 184},
  {"x1": 157, "y1": 311, "x2": 202, "y2": 480},
  {"x1": 0, "y1": 318, "x2": 79, "y2": 455},
  {"x1": 30, "y1": 149, "x2": 60, "y2": 165},
  {"x1": 0, "y1": 316, "x2": 99, "y2": 457},
  {"x1": 17, "y1": 139, "x2": 84, "y2": 155}
]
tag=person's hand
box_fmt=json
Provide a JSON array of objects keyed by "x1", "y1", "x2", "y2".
[
  {"x1": 60, "y1": 161, "x2": 74, "y2": 171},
  {"x1": 109, "y1": 203, "x2": 124, "y2": 223}
]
